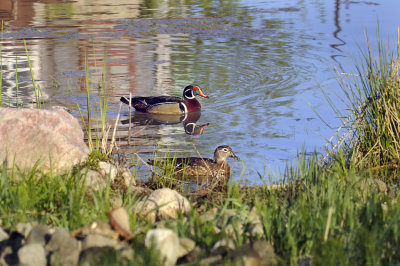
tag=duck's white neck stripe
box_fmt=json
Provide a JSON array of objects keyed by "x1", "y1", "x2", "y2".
[{"x1": 180, "y1": 102, "x2": 188, "y2": 113}]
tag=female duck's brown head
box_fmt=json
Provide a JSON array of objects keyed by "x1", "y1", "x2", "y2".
[{"x1": 214, "y1": 145, "x2": 240, "y2": 164}]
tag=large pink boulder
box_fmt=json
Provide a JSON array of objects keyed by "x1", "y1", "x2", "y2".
[{"x1": 0, "y1": 108, "x2": 89, "y2": 173}]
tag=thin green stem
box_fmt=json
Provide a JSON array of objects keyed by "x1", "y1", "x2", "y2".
[{"x1": 23, "y1": 40, "x2": 40, "y2": 108}]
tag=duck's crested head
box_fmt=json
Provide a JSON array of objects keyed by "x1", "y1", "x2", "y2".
[
  {"x1": 214, "y1": 145, "x2": 240, "y2": 164},
  {"x1": 183, "y1": 85, "x2": 208, "y2": 99}
]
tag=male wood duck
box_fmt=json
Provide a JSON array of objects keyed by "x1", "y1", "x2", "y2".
[
  {"x1": 120, "y1": 85, "x2": 208, "y2": 115},
  {"x1": 149, "y1": 145, "x2": 240, "y2": 182}
]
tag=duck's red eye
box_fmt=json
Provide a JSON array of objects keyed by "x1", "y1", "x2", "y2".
[{"x1": 193, "y1": 86, "x2": 198, "y2": 91}]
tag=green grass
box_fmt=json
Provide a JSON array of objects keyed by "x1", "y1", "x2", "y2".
[
  {"x1": 0, "y1": 148, "x2": 399, "y2": 264},
  {"x1": 326, "y1": 29, "x2": 400, "y2": 180}
]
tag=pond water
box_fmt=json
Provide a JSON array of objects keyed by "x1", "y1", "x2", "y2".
[{"x1": 1, "y1": 0, "x2": 400, "y2": 184}]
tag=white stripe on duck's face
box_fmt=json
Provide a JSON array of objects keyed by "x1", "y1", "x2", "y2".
[{"x1": 184, "y1": 88, "x2": 195, "y2": 99}]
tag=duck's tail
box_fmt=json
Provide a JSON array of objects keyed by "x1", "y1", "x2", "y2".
[{"x1": 120, "y1": 96, "x2": 130, "y2": 105}]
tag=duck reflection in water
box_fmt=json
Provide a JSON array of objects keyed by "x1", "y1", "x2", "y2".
[{"x1": 120, "y1": 111, "x2": 209, "y2": 136}]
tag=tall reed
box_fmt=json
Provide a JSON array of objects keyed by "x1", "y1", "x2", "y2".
[
  {"x1": 327, "y1": 29, "x2": 400, "y2": 177},
  {"x1": 24, "y1": 40, "x2": 41, "y2": 108}
]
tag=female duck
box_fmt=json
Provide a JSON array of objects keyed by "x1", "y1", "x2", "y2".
[
  {"x1": 120, "y1": 85, "x2": 208, "y2": 115},
  {"x1": 149, "y1": 145, "x2": 240, "y2": 182}
]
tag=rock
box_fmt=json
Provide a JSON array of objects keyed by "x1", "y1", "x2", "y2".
[
  {"x1": 0, "y1": 108, "x2": 89, "y2": 173},
  {"x1": 80, "y1": 168, "x2": 107, "y2": 190},
  {"x1": 98, "y1": 161, "x2": 118, "y2": 181},
  {"x1": 133, "y1": 188, "x2": 191, "y2": 222},
  {"x1": 108, "y1": 207, "x2": 134, "y2": 240},
  {"x1": 248, "y1": 223, "x2": 264, "y2": 237},
  {"x1": 15, "y1": 223, "x2": 33, "y2": 239},
  {"x1": 46, "y1": 228, "x2": 80, "y2": 266},
  {"x1": 72, "y1": 221, "x2": 118, "y2": 240},
  {"x1": 252, "y1": 241, "x2": 277, "y2": 265},
  {"x1": 247, "y1": 207, "x2": 264, "y2": 237},
  {"x1": 26, "y1": 224, "x2": 50, "y2": 246},
  {"x1": 18, "y1": 243, "x2": 46, "y2": 266},
  {"x1": 79, "y1": 246, "x2": 118, "y2": 265},
  {"x1": 219, "y1": 241, "x2": 278, "y2": 266},
  {"x1": 145, "y1": 228, "x2": 180, "y2": 266},
  {"x1": 0, "y1": 227, "x2": 9, "y2": 242},
  {"x1": 122, "y1": 168, "x2": 136, "y2": 188},
  {"x1": 177, "y1": 237, "x2": 196, "y2": 257},
  {"x1": 81, "y1": 234, "x2": 119, "y2": 250},
  {"x1": 211, "y1": 239, "x2": 235, "y2": 255},
  {"x1": 359, "y1": 178, "x2": 387, "y2": 194}
]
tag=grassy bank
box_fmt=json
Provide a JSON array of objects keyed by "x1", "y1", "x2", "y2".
[{"x1": 0, "y1": 151, "x2": 398, "y2": 264}]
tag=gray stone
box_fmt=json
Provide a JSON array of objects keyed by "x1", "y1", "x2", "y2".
[
  {"x1": 0, "y1": 108, "x2": 89, "y2": 173},
  {"x1": 16, "y1": 223, "x2": 33, "y2": 239},
  {"x1": 80, "y1": 168, "x2": 107, "y2": 190},
  {"x1": 252, "y1": 241, "x2": 277, "y2": 265},
  {"x1": 46, "y1": 228, "x2": 80, "y2": 266},
  {"x1": 145, "y1": 228, "x2": 180, "y2": 266},
  {"x1": 177, "y1": 237, "x2": 196, "y2": 258},
  {"x1": 26, "y1": 224, "x2": 50, "y2": 246},
  {"x1": 226, "y1": 241, "x2": 277, "y2": 266},
  {"x1": 211, "y1": 239, "x2": 235, "y2": 254},
  {"x1": 98, "y1": 161, "x2": 118, "y2": 181},
  {"x1": 18, "y1": 243, "x2": 46, "y2": 266},
  {"x1": 74, "y1": 220, "x2": 118, "y2": 240},
  {"x1": 122, "y1": 168, "x2": 136, "y2": 187},
  {"x1": 248, "y1": 223, "x2": 265, "y2": 237},
  {"x1": 79, "y1": 246, "x2": 117, "y2": 265},
  {"x1": 133, "y1": 188, "x2": 191, "y2": 222},
  {"x1": 0, "y1": 227, "x2": 9, "y2": 242},
  {"x1": 81, "y1": 234, "x2": 119, "y2": 250}
]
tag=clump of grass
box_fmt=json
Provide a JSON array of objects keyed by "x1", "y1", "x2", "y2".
[
  {"x1": 328, "y1": 29, "x2": 400, "y2": 179},
  {"x1": 80, "y1": 150, "x2": 112, "y2": 170}
]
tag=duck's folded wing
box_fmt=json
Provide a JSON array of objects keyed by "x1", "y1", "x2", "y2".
[{"x1": 148, "y1": 157, "x2": 213, "y2": 168}]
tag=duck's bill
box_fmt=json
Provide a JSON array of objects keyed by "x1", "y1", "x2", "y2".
[
  {"x1": 199, "y1": 123, "x2": 209, "y2": 134},
  {"x1": 199, "y1": 89, "x2": 209, "y2": 98},
  {"x1": 231, "y1": 153, "x2": 240, "y2": 161}
]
